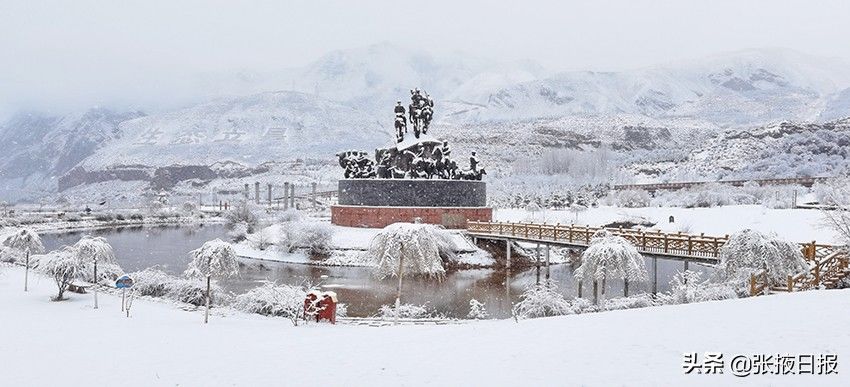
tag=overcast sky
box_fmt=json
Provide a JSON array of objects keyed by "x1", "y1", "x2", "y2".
[{"x1": 2, "y1": 0, "x2": 849, "y2": 117}]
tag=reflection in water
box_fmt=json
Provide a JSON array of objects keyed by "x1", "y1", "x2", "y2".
[{"x1": 41, "y1": 225, "x2": 714, "y2": 318}]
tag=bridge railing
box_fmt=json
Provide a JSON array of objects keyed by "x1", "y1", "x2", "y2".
[{"x1": 467, "y1": 221, "x2": 731, "y2": 258}]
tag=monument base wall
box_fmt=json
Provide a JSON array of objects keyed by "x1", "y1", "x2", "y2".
[{"x1": 331, "y1": 205, "x2": 492, "y2": 229}]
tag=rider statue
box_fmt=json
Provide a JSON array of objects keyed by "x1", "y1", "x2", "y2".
[{"x1": 394, "y1": 101, "x2": 407, "y2": 142}]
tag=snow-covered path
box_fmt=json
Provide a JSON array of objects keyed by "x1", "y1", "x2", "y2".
[{"x1": 1, "y1": 265, "x2": 848, "y2": 386}]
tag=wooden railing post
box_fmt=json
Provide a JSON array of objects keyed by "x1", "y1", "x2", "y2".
[
  {"x1": 664, "y1": 234, "x2": 669, "y2": 253},
  {"x1": 641, "y1": 232, "x2": 646, "y2": 251},
  {"x1": 787, "y1": 275, "x2": 794, "y2": 292},
  {"x1": 554, "y1": 224, "x2": 559, "y2": 240},
  {"x1": 687, "y1": 236, "x2": 693, "y2": 256},
  {"x1": 749, "y1": 273, "x2": 757, "y2": 297},
  {"x1": 713, "y1": 237, "x2": 719, "y2": 257},
  {"x1": 568, "y1": 224, "x2": 574, "y2": 243},
  {"x1": 810, "y1": 241, "x2": 816, "y2": 260},
  {"x1": 814, "y1": 262, "x2": 821, "y2": 287}
]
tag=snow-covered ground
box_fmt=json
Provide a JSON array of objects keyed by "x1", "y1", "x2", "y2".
[
  {"x1": 1, "y1": 264, "x2": 847, "y2": 386},
  {"x1": 496, "y1": 205, "x2": 841, "y2": 244}
]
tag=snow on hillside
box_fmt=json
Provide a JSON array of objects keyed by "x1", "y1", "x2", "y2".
[
  {"x1": 662, "y1": 118, "x2": 850, "y2": 180},
  {"x1": 81, "y1": 91, "x2": 387, "y2": 169},
  {"x1": 0, "y1": 108, "x2": 145, "y2": 200}
]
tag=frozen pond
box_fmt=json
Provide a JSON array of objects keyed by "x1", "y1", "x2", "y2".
[{"x1": 41, "y1": 225, "x2": 713, "y2": 318}]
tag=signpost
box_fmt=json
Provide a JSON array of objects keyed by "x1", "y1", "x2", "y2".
[{"x1": 115, "y1": 275, "x2": 134, "y2": 315}]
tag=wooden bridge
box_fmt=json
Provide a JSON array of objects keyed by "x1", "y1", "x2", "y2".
[{"x1": 466, "y1": 221, "x2": 849, "y2": 296}]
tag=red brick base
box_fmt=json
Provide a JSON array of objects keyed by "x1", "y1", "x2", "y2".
[{"x1": 331, "y1": 205, "x2": 493, "y2": 229}]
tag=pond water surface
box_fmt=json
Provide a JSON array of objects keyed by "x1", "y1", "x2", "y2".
[{"x1": 42, "y1": 225, "x2": 713, "y2": 318}]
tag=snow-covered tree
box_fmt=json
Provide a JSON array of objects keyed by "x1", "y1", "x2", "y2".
[
  {"x1": 73, "y1": 236, "x2": 119, "y2": 284},
  {"x1": 1, "y1": 229, "x2": 45, "y2": 291},
  {"x1": 232, "y1": 281, "x2": 308, "y2": 326},
  {"x1": 369, "y1": 223, "x2": 454, "y2": 323},
  {"x1": 818, "y1": 177, "x2": 850, "y2": 245},
  {"x1": 467, "y1": 299, "x2": 489, "y2": 320},
  {"x1": 2, "y1": 228, "x2": 45, "y2": 255},
  {"x1": 369, "y1": 223, "x2": 451, "y2": 279},
  {"x1": 185, "y1": 239, "x2": 239, "y2": 323},
  {"x1": 40, "y1": 247, "x2": 85, "y2": 301},
  {"x1": 512, "y1": 282, "x2": 573, "y2": 319},
  {"x1": 715, "y1": 229, "x2": 809, "y2": 293},
  {"x1": 575, "y1": 230, "x2": 648, "y2": 303}
]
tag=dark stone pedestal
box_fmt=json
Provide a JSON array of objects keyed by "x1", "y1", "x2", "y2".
[{"x1": 332, "y1": 179, "x2": 491, "y2": 228}]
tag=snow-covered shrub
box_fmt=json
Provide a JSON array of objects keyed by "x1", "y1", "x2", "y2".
[
  {"x1": 607, "y1": 189, "x2": 651, "y2": 208},
  {"x1": 39, "y1": 247, "x2": 84, "y2": 301},
  {"x1": 298, "y1": 221, "x2": 333, "y2": 255},
  {"x1": 170, "y1": 277, "x2": 225, "y2": 306},
  {"x1": 467, "y1": 299, "x2": 489, "y2": 320},
  {"x1": 335, "y1": 303, "x2": 348, "y2": 318},
  {"x1": 182, "y1": 201, "x2": 198, "y2": 214},
  {"x1": 369, "y1": 223, "x2": 451, "y2": 279},
  {"x1": 0, "y1": 245, "x2": 20, "y2": 263},
  {"x1": 568, "y1": 297, "x2": 597, "y2": 314},
  {"x1": 152, "y1": 208, "x2": 181, "y2": 220},
  {"x1": 378, "y1": 303, "x2": 430, "y2": 320},
  {"x1": 248, "y1": 228, "x2": 273, "y2": 251},
  {"x1": 603, "y1": 294, "x2": 657, "y2": 311},
  {"x1": 224, "y1": 201, "x2": 259, "y2": 233},
  {"x1": 228, "y1": 223, "x2": 249, "y2": 243},
  {"x1": 232, "y1": 282, "x2": 307, "y2": 325},
  {"x1": 129, "y1": 267, "x2": 174, "y2": 297},
  {"x1": 715, "y1": 229, "x2": 809, "y2": 293},
  {"x1": 278, "y1": 209, "x2": 302, "y2": 223},
  {"x1": 657, "y1": 270, "x2": 737, "y2": 305},
  {"x1": 575, "y1": 230, "x2": 648, "y2": 302},
  {"x1": 94, "y1": 213, "x2": 115, "y2": 222},
  {"x1": 512, "y1": 282, "x2": 573, "y2": 319}
]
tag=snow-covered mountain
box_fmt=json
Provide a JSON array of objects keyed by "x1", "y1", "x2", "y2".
[
  {"x1": 0, "y1": 108, "x2": 145, "y2": 200},
  {"x1": 81, "y1": 91, "x2": 385, "y2": 169},
  {"x1": 441, "y1": 49, "x2": 850, "y2": 127}
]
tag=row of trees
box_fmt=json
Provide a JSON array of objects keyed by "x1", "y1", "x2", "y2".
[{"x1": 1, "y1": 227, "x2": 242, "y2": 324}]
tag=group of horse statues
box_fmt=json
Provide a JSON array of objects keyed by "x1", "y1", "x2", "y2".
[
  {"x1": 337, "y1": 89, "x2": 485, "y2": 181},
  {"x1": 337, "y1": 141, "x2": 485, "y2": 181},
  {"x1": 394, "y1": 88, "x2": 434, "y2": 143}
]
